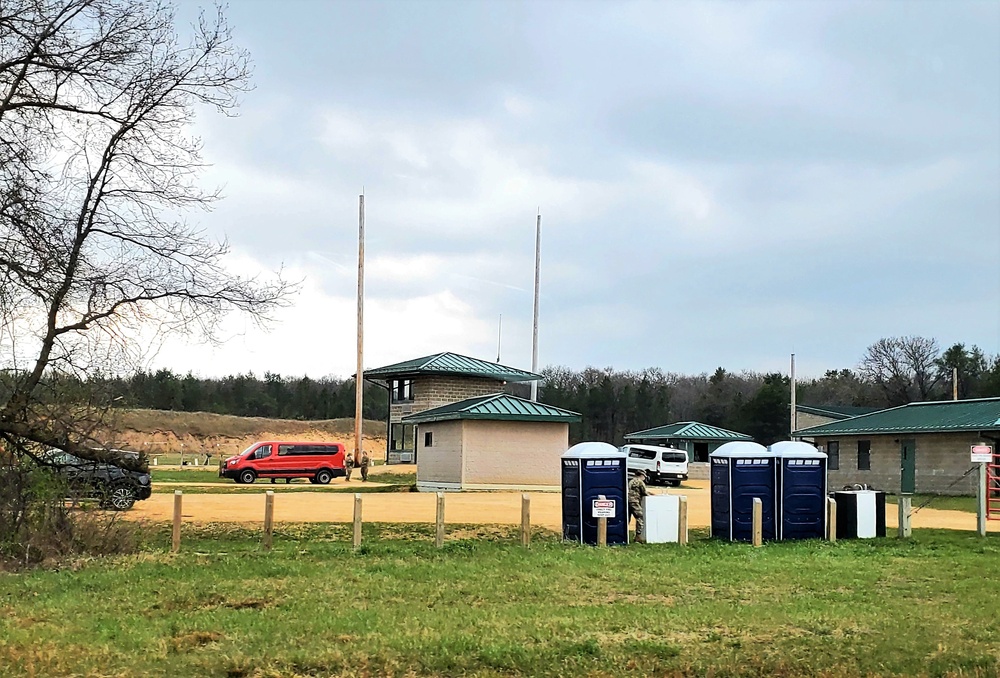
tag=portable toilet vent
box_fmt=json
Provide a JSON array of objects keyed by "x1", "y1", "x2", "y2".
[
  {"x1": 710, "y1": 441, "x2": 778, "y2": 542},
  {"x1": 561, "y1": 442, "x2": 628, "y2": 545},
  {"x1": 770, "y1": 440, "x2": 828, "y2": 540}
]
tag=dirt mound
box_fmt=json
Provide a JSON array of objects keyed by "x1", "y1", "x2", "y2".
[{"x1": 104, "y1": 409, "x2": 386, "y2": 458}]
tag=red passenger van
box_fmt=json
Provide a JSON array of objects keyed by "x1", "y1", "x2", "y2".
[{"x1": 219, "y1": 441, "x2": 346, "y2": 484}]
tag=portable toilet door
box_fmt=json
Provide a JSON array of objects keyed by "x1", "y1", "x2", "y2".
[
  {"x1": 561, "y1": 455, "x2": 582, "y2": 542},
  {"x1": 710, "y1": 441, "x2": 777, "y2": 542},
  {"x1": 561, "y1": 442, "x2": 628, "y2": 545},
  {"x1": 770, "y1": 441, "x2": 828, "y2": 540}
]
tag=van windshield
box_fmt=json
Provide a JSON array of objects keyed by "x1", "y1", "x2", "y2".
[{"x1": 239, "y1": 443, "x2": 258, "y2": 457}]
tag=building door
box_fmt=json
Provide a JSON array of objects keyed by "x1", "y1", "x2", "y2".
[
  {"x1": 693, "y1": 442, "x2": 709, "y2": 463},
  {"x1": 900, "y1": 439, "x2": 916, "y2": 494}
]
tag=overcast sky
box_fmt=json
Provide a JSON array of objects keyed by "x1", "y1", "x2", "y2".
[{"x1": 153, "y1": 0, "x2": 1000, "y2": 380}]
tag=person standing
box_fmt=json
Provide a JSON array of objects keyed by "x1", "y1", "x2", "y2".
[
  {"x1": 628, "y1": 469, "x2": 649, "y2": 543},
  {"x1": 344, "y1": 453, "x2": 354, "y2": 482},
  {"x1": 360, "y1": 451, "x2": 370, "y2": 482}
]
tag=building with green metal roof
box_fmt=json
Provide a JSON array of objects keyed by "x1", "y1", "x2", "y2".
[
  {"x1": 794, "y1": 397, "x2": 1000, "y2": 495},
  {"x1": 363, "y1": 352, "x2": 544, "y2": 465},
  {"x1": 624, "y1": 421, "x2": 754, "y2": 463},
  {"x1": 795, "y1": 404, "x2": 880, "y2": 431},
  {"x1": 401, "y1": 393, "x2": 581, "y2": 491}
]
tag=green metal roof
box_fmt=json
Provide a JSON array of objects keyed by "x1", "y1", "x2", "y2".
[
  {"x1": 364, "y1": 352, "x2": 541, "y2": 383},
  {"x1": 797, "y1": 404, "x2": 880, "y2": 420},
  {"x1": 402, "y1": 393, "x2": 581, "y2": 424},
  {"x1": 795, "y1": 397, "x2": 1000, "y2": 437},
  {"x1": 624, "y1": 421, "x2": 753, "y2": 442}
]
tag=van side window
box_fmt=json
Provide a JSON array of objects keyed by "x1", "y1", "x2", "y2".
[
  {"x1": 277, "y1": 444, "x2": 339, "y2": 456},
  {"x1": 252, "y1": 445, "x2": 271, "y2": 460},
  {"x1": 628, "y1": 448, "x2": 656, "y2": 460}
]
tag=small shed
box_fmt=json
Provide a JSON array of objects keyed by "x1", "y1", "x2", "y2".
[
  {"x1": 625, "y1": 421, "x2": 754, "y2": 463},
  {"x1": 403, "y1": 393, "x2": 581, "y2": 491}
]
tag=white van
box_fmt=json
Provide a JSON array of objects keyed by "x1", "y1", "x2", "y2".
[{"x1": 622, "y1": 444, "x2": 689, "y2": 486}]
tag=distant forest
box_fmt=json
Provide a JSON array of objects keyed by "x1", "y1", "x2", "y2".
[{"x1": 94, "y1": 337, "x2": 1000, "y2": 446}]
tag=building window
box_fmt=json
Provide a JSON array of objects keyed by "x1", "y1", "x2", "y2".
[
  {"x1": 424, "y1": 431, "x2": 433, "y2": 447},
  {"x1": 391, "y1": 378, "x2": 413, "y2": 403},
  {"x1": 828, "y1": 441, "x2": 840, "y2": 470},
  {"x1": 857, "y1": 440, "x2": 871, "y2": 471},
  {"x1": 391, "y1": 423, "x2": 414, "y2": 451}
]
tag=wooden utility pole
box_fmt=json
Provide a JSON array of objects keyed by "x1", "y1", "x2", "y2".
[
  {"x1": 953, "y1": 366, "x2": 959, "y2": 400},
  {"x1": 530, "y1": 212, "x2": 541, "y2": 401},
  {"x1": 354, "y1": 193, "x2": 365, "y2": 467}
]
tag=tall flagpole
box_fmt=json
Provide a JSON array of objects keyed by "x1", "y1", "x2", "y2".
[
  {"x1": 790, "y1": 353, "x2": 796, "y2": 439},
  {"x1": 354, "y1": 193, "x2": 365, "y2": 466},
  {"x1": 530, "y1": 211, "x2": 541, "y2": 401}
]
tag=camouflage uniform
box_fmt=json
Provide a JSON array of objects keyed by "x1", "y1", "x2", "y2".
[
  {"x1": 344, "y1": 454, "x2": 354, "y2": 481},
  {"x1": 360, "y1": 452, "x2": 370, "y2": 481},
  {"x1": 628, "y1": 471, "x2": 649, "y2": 543}
]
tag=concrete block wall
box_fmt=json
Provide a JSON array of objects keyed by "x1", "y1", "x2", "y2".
[
  {"x1": 463, "y1": 420, "x2": 567, "y2": 487},
  {"x1": 415, "y1": 420, "x2": 464, "y2": 485},
  {"x1": 389, "y1": 376, "x2": 502, "y2": 425},
  {"x1": 795, "y1": 412, "x2": 838, "y2": 431},
  {"x1": 816, "y1": 432, "x2": 984, "y2": 495}
]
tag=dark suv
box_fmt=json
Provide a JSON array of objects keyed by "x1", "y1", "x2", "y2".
[{"x1": 40, "y1": 449, "x2": 152, "y2": 510}]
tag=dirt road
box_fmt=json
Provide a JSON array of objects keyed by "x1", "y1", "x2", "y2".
[{"x1": 129, "y1": 480, "x2": 995, "y2": 533}]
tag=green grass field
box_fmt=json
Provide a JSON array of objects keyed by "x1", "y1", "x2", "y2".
[
  {"x1": 3, "y1": 525, "x2": 1000, "y2": 677},
  {"x1": 885, "y1": 493, "x2": 977, "y2": 514},
  {"x1": 151, "y1": 469, "x2": 417, "y2": 494}
]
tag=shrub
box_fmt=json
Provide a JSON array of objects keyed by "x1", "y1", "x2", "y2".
[{"x1": 0, "y1": 461, "x2": 140, "y2": 570}]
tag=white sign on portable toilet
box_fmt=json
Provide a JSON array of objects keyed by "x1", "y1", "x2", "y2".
[{"x1": 592, "y1": 499, "x2": 615, "y2": 518}]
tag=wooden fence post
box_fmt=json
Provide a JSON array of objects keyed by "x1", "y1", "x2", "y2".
[
  {"x1": 752, "y1": 498, "x2": 763, "y2": 547},
  {"x1": 898, "y1": 494, "x2": 912, "y2": 538},
  {"x1": 263, "y1": 491, "x2": 274, "y2": 551},
  {"x1": 597, "y1": 517, "x2": 607, "y2": 546},
  {"x1": 827, "y1": 496, "x2": 837, "y2": 543},
  {"x1": 171, "y1": 490, "x2": 182, "y2": 553},
  {"x1": 353, "y1": 493, "x2": 362, "y2": 550},
  {"x1": 521, "y1": 494, "x2": 531, "y2": 548},
  {"x1": 435, "y1": 492, "x2": 445, "y2": 548},
  {"x1": 678, "y1": 495, "x2": 688, "y2": 546}
]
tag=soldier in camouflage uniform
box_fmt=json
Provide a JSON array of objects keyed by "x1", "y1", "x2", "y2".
[
  {"x1": 360, "y1": 452, "x2": 370, "y2": 481},
  {"x1": 628, "y1": 468, "x2": 649, "y2": 543},
  {"x1": 344, "y1": 453, "x2": 354, "y2": 482}
]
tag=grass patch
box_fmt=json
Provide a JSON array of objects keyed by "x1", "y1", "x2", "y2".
[{"x1": 2, "y1": 525, "x2": 1000, "y2": 676}]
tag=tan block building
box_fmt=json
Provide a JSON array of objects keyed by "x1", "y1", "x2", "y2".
[
  {"x1": 363, "y1": 352, "x2": 543, "y2": 465},
  {"x1": 403, "y1": 393, "x2": 581, "y2": 491},
  {"x1": 795, "y1": 398, "x2": 1000, "y2": 495},
  {"x1": 794, "y1": 405, "x2": 879, "y2": 432}
]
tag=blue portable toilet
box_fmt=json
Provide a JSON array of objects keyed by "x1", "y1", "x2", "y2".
[
  {"x1": 561, "y1": 442, "x2": 628, "y2": 545},
  {"x1": 710, "y1": 441, "x2": 778, "y2": 542},
  {"x1": 770, "y1": 441, "x2": 828, "y2": 540}
]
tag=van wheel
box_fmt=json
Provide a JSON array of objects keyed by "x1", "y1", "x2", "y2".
[
  {"x1": 239, "y1": 469, "x2": 256, "y2": 485},
  {"x1": 315, "y1": 469, "x2": 332, "y2": 485}
]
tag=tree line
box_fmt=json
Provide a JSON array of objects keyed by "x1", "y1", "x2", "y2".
[{"x1": 78, "y1": 336, "x2": 1000, "y2": 447}]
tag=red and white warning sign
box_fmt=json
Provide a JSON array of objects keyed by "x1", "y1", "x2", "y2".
[
  {"x1": 592, "y1": 499, "x2": 616, "y2": 518},
  {"x1": 971, "y1": 444, "x2": 994, "y2": 463}
]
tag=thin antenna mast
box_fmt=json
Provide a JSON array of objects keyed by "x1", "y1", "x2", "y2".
[
  {"x1": 790, "y1": 353, "x2": 796, "y2": 439},
  {"x1": 497, "y1": 314, "x2": 502, "y2": 362},
  {"x1": 530, "y1": 211, "x2": 541, "y2": 401},
  {"x1": 354, "y1": 193, "x2": 365, "y2": 467}
]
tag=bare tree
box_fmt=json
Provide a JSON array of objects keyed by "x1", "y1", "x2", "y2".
[
  {"x1": 859, "y1": 336, "x2": 942, "y2": 407},
  {"x1": 0, "y1": 0, "x2": 291, "y2": 465}
]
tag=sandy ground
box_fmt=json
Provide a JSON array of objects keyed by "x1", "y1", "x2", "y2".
[{"x1": 129, "y1": 479, "x2": 997, "y2": 533}]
